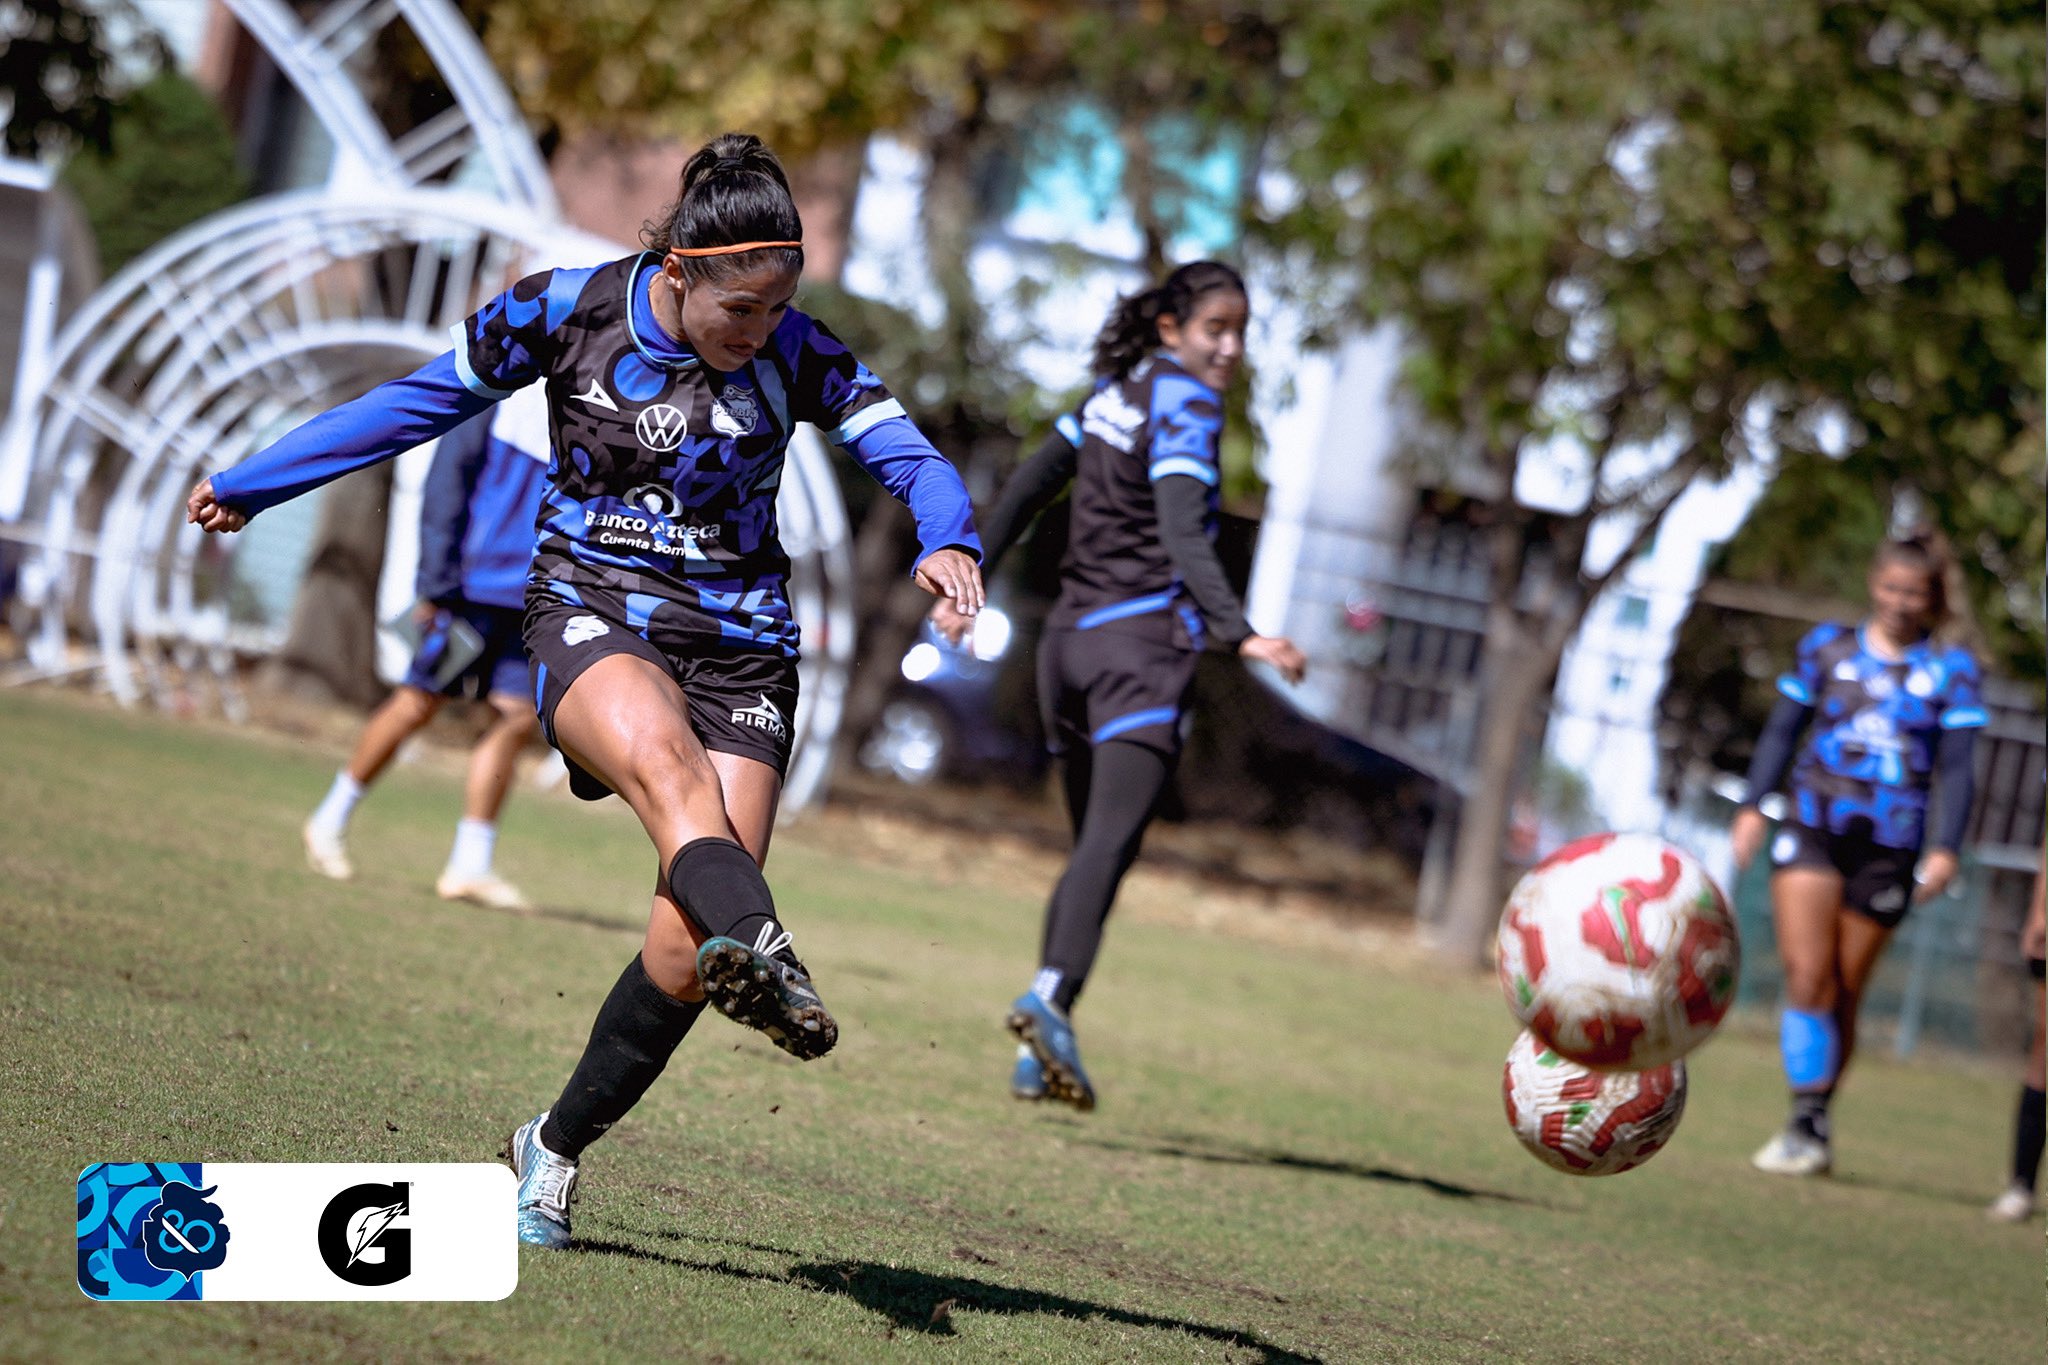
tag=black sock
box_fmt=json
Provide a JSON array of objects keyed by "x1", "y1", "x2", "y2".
[
  {"x1": 2014, "y1": 1085, "x2": 2046, "y2": 1191},
  {"x1": 1040, "y1": 742, "x2": 1173, "y2": 1013},
  {"x1": 667, "y1": 837, "x2": 783, "y2": 955},
  {"x1": 541, "y1": 954, "x2": 704, "y2": 1161},
  {"x1": 1791, "y1": 1090, "x2": 1834, "y2": 1143}
]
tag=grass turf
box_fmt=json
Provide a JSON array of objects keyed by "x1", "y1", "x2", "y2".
[{"x1": 1, "y1": 688, "x2": 2038, "y2": 1361}]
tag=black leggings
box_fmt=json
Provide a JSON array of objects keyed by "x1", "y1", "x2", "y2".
[{"x1": 1038, "y1": 740, "x2": 1176, "y2": 1011}]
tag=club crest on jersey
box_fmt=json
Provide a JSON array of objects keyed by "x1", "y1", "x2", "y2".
[
  {"x1": 731, "y1": 693, "x2": 787, "y2": 739},
  {"x1": 636, "y1": 403, "x2": 688, "y2": 452},
  {"x1": 1081, "y1": 386, "x2": 1146, "y2": 452},
  {"x1": 562, "y1": 615, "x2": 609, "y2": 647},
  {"x1": 711, "y1": 384, "x2": 759, "y2": 438}
]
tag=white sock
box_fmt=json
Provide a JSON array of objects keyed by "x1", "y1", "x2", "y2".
[
  {"x1": 1031, "y1": 967, "x2": 1064, "y2": 1007},
  {"x1": 308, "y1": 770, "x2": 365, "y2": 833},
  {"x1": 445, "y1": 818, "x2": 498, "y2": 880}
]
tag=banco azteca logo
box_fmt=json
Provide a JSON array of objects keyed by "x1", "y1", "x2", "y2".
[
  {"x1": 624, "y1": 483, "x2": 684, "y2": 520},
  {"x1": 636, "y1": 403, "x2": 688, "y2": 452},
  {"x1": 318, "y1": 1181, "x2": 412, "y2": 1287}
]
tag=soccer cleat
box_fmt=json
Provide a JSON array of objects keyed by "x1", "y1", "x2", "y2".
[
  {"x1": 507, "y1": 1112, "x2": 577, "y2": 1249},
  {"x1": 1006, "y1": 991, "x2": 1095, "y2": 1112},
  {"x1": 436, "y1": 872, "x2": 533, "y2": 912},
  {"x1": 1750, "y1": 1128, "x2": 1832, "y2": 1177},
  {"x1": 1986, "y1": 1181, "x2": 2036, "y2": 1223},
  {"x1": 302, "y1": 820, "x2": 354, "y2": 881},
  {"x1": 695, "y1": 925, "x2": 837, "y2": 1061},
  {"x1": 1010, "y1": 1044, "x2": 1047, "y2": 1101}
]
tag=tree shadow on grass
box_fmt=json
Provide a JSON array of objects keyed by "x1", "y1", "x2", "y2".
[
  {"x1": 573, "y1": 1238, "x2": 1324, "y2": 1362},
  {"x1": 1071, "y1": 1131, "x2": 1541, "y2": 1206}
]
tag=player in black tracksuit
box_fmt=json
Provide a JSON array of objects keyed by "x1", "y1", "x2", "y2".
[{"x1": 934, "y1": 261, "x2": 1306, "y2": 1110}]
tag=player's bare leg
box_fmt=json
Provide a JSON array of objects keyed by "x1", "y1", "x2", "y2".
[
  {"x1": 303, "y1": 685, "x2": 444, "y2": 880},
  {"x1": 1754, "y1": 867, "x2": 1846, "y2": 1175},
  {"x1": 437, "y1": 691, "x2": 539, "y2": 910}
]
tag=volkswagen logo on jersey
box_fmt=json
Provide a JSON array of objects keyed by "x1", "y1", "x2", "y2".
[
  {"x1": 710, "y1": 384, "x2": 759, "y2": 438},
  {"x1": 562, "y1": 614, "x2": 610, "y2": 647},
  {"x1": 625, "y1": 483, "x2": 684, "y2": 520},
  {"x1": 636, "y1": 403, "x2": 688, "y2": 452}
]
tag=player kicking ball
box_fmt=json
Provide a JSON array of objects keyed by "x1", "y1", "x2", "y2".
[{"x1": 188, "y1": 133, "x2": 984, "y2": 1247}]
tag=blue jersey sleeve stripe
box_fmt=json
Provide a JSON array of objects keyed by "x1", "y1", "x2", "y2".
[
  {"x1": 1149, "y1": 456, "x2": 1218, "y2": 485},
  {"x1": 1939, "y1": 705, "x2": 1990, "y2": 729},
  {"x1": 1054, "y1": 413, "x2": 1083, "y2": 447},
  {"x1": 1777, "y1": 675, "x2": 1813, "y2": 704},
  {"x1": 449, "y1": 323, "x2": 517, "y2": 399},
  {"x1": 1091, "y1": 706, "x2": 1180, "y2": 744},
  {"x1": 828, "y1": 397, "x2": 907, "y2": 445}
]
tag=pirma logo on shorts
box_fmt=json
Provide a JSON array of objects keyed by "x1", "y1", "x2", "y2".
[{"x1": 731, "y1": 693, "x2": 787, "y2": 740}]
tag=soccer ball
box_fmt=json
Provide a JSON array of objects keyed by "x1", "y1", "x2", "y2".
[
  {"x1": 1502, "y1": 1029, "x2": 1687, "y2": 1176},
  {"x1": 1496, "y1": 832, "x2": 1739, "y2": 1070}
]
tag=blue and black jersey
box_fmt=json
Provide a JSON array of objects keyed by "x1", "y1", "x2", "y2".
[
  {"x1": 210, "y1": 254, "x2": 979, "y2": 657},
  {"x1": 978, "y1": 353, "x2": 1248, "y2": 649},
  {"x1": 1772, "y1": 623, "x2": 1987, "y2": 850}
]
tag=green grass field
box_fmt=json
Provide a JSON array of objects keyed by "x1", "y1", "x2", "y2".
[{"x1": 2, "y1": 689, "x2": 2038, "y2": 1361}]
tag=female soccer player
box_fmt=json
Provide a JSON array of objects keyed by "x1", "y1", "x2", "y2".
[
  {"x1": 1730, "y1": 532, "x2": 1984, "y2": 1177},
  {"x1": 188, "y1": 133, "x2": 984, "y2": 1246},
  {"x1": 934, "y1": 261, "x2": 1305, "y2": 1111},
  {"x1": 1988, "y1": 852, "x2": 2045, "y2": 1221}
]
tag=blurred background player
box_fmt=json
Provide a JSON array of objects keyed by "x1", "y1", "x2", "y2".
[
  {"x1": 1987, "y1": 849, "x2": 2045, "y2": 1221},
  {"x1": 302, "y1": 390, "x2": 550, "y2": 909},
  {"x1": 189, "y1": 133, "x2": 983, "y2": 1248},
  {"x1": 936, "y1": 261, "x2": 1306, "y2": 1111},
  {"x1": 1730, "y1": 532, "x2": 1985, "y2": 1177}
]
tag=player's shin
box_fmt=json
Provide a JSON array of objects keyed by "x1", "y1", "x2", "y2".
[
  {"x1": 667, "y1": 836, "x2": 784, "y2": 954},
  {"x1": 540, "y1": 954, "x2": 704, "y2": 1160}
]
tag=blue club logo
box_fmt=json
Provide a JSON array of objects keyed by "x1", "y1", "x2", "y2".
[{"x1": 140, "y1": 1181, "x2": 231, "y2": 1275}]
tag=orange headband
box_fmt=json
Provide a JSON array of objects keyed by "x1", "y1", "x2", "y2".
[{"x1": 669, "y1": 240, "x2": 803, "y2": 258}]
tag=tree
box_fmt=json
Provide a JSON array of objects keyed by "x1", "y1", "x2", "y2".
[
  {"x1": 59, "y1": 70, "x2": 247, "y2": 272},
  {"x1": 0, "y1": 0, "x2": 166, "y2": 158},
  {"x1": 1263, "y1": 0, "x2": 2044, "y2": 964}
]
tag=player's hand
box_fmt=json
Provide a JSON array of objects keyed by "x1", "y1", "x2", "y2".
[
  {"x1": 413, "y1": 600, "x2": 444, "y2": 629},
  {"x1": 913, "y1": 547, "x2": 983, "y2": 616},
  {"x1": 930, "y1": 597, "x2": 974, "y2": 647},
  {"x1": 185, "y1": 478, "x2": 247, "y2": 534},
  {"x1": 1239, "y1": 633, "x2": 1307, "y2": 684},
  {"x1": 1915, "y1": 847, "x2": 1961, "y2": 900},
  {"x1": 1729, "y1": 806, "x2": 1769, "y2": 870}
]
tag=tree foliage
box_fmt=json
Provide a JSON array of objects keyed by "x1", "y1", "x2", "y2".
[
  {"x1": 0, "y1": 0, "x2": 158, "y2": 158},
  {"x1": 60, "y1": 71, "x2": 247, "y2": 273},
  {"x1": 1261, "y1": 0, "x2": 2044, "y2": 960}
]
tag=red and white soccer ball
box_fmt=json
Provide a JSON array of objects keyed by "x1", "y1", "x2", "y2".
[
  {"x1": 1496, "y1": 832, "x2": 1739, "y2": 1071},
  {"x1": 1502, "y1": 1028, "x2": 1687, "y2": 1176}
]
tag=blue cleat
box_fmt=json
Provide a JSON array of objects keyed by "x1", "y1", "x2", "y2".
[
  {"x1": 1006, "y1": 991, "x2": 1095, "y2": 1111},
  {"x1": 508, "y1": 1112, "x2": 577, "y2": 1249},
  {"x1": 1010, "y1": 1044, "x2": 1047, "y2": 1101},
  {"x1": 697, "y1": 926, "x2": 838, "y2": 1060}
]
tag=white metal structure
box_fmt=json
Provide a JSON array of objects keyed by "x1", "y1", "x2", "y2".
[{"x1": 0, "y1": 0, "x2": 860, "y2": 811}]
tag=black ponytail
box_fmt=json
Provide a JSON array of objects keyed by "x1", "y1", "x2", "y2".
[
  {"x1": 641, "y1": 132, "x2": 805, "y2": 285},
  {"x1": 1089, "y1": 260, "x2": 1246, "y2": 380}
]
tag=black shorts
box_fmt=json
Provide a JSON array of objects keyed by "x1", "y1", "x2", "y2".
[
  {"x1": 1768, "y1": 822, "x2": 1919, "y2": 927},
  {"x1": 2029, "y1": 956, "x2": 2046, "y2": 983},
  {"x1": 1036, "y1": 621, "x2": 1199, "y2": 758},
  {"x1": 524, "y1": 587, "x2": 799, "y2": 801}
]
